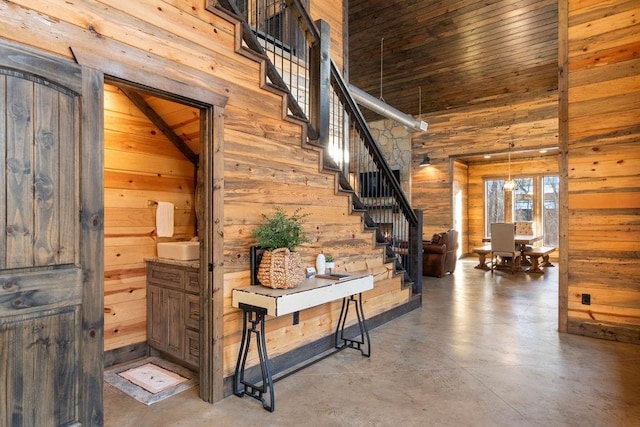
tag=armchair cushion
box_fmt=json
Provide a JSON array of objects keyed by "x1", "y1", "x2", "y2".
[
  {"x1": 422, "y1": 229, "x2": 459, "y2": 277},
  {"x1": 443, "y1": 229, "x2": 459, "y2": 274},
  {"x1": 423, "y1": 242, "x2": 446, "y2": 255},
  {"x1": 430, "y1": 233, "x2": 444, "y2": 244}
]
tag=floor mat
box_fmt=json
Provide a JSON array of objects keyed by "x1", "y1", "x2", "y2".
[{"x1": 104, "y1": 357, "x2": 198, "y2": 405}]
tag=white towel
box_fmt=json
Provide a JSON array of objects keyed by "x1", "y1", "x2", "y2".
[{"x1": 156, "y1": 202, "x2": 174, "y2": 237}]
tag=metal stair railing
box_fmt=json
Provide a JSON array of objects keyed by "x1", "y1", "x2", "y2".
[
  {"x1": 215, "y1": 0, "x2": 319, "y2": 139},
  {"x1": 214, "y1": 0, "x2": 422, "y2": 293}
]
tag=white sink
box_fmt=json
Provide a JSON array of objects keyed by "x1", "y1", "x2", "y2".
[{"x1": 157, "y1": 241, "x2": 200, "y2": 261}]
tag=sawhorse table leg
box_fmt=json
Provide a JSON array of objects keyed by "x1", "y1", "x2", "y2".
[
  {"x1": 335, "y1": 293, "x2": 370, "y2": 357},
  {"x1": 233, "y1": 303, "x2": 275, "y2": 412}
]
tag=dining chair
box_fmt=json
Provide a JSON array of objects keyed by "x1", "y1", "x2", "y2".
[
  {"x1": 515, "y1": 221, "x2": 534, "y2": 235},
  {"x1": 490, "y1": 222, "x2": 520, "y2": 274}
]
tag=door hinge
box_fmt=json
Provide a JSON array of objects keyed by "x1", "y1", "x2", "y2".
[{"x1": 208, "y1": 263, "x2": 213, "y2": 272}]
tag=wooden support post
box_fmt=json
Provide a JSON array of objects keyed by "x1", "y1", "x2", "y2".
[
  {"x1": 310, "y1": 19, "x2": 331, "y2": 146},
  {"x1": 410, "y1": 209, "x2": 423, "y2": 295}
]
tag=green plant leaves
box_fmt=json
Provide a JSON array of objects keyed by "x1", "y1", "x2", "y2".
[{"x1": 251, "y1": 207, "x2": 310, "y2": 251}]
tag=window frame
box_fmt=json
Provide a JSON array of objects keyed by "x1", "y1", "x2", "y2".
[{"x1": 484, "y1": 174, "x2": 559, "y2": 244}]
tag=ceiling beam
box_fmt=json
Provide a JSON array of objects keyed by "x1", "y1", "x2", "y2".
[{"x1": 119, "y1": 87, "x2": 199, "y2": 165}]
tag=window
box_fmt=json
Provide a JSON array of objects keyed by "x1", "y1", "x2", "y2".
[
  {"x1": 542, "y1": 176, "x2": 559, "y2": 246},
  {"x1": 485, "y1": 179, "x2": 505, "y2": 235},
  {"x1": 514, "y1": 177, "x2": 534, "y2": 221},
  {"x1": 484, "y1": 175, "x2": 559, "y2": 244}
]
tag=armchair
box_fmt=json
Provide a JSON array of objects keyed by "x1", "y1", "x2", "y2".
[{"x1": 423, "y1": 229, "x2": 459, "y2": 277}]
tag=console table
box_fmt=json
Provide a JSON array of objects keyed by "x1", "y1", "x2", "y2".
[{"x1": 231, "y1": 273, "x2": 374, "y2": 411}]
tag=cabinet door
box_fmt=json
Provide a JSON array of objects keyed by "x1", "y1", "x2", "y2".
[
  {"x1": 147, "y1": 285, "x2": 164, "y2": 350},
  {"x1": 165, "y1": 288, "x2": 185, "y2": 359},
  {"x1": 184, "y1": 329, "x2": 200, "y2": 367},
  {"x1": 185, "y1": 293, "x2": 200, "y2": 331}
]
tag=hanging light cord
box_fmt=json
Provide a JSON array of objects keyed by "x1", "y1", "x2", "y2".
[
  {"x1": 508, "y1": 142, "x2": 512, "y2": 180},
  {"x1": 504, "y1": 142, "x2": 516, "y2": 191},
  {"x1": 380, "y1": 37, "x2": 385, "y2": 102}
]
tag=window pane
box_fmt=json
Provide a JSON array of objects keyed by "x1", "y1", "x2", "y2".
[
  {"x1": 485, "y1": 179, "x2": 505, "y2": 236},
  {"x1": 514, "y1": 178, "x2": 534, "y2": 221},
  {"x1": 543, "y1": 176, "x2": 559, "y2": 246}
]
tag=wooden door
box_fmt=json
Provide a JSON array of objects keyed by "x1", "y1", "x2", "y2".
[{"x1": 0, "y1": 40, "x2": 103, "y2": 425}]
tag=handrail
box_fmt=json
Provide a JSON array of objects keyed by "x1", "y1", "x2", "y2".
[{"x1": 328, "y1": 60, "x2": 418, "y2": 224}]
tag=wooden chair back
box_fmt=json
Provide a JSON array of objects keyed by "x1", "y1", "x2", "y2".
[
  {"x1": 490, "y1": 223, "x2": 520, "y2": 274},
  {"x1": 491, "y1": 223, "x2": 516, "y2": 256}
]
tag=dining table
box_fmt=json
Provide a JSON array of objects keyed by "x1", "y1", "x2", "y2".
[
  {"x1": 482, "y1": 235, "x2": 543, "y2": 246},
  {"x1": 482, "y1": 234, "x2": 544, "y2": 269}
]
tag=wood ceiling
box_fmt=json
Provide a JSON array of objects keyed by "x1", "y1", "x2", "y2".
[
  {"x1": 348, "y1": 0, "x2": 559, "y2": 120},
  {"x1": 106, "y1": 82, "x2": 202, "y2": 159}
]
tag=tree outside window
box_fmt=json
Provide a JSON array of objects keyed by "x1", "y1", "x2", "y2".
[
  {"x1": 514, "y1": 177, "x2": 534, "y2": 221},
  {"x1": 485, "y1": 179, "x2": 505, "y2": 235},
  {"x1": 543, "y1": 176, "x2": 559, "y2": 246}
]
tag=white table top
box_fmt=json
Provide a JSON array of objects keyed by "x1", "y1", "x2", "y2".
[{"x1": 232, "y1": 273, "x2": 374, "y2": 317}]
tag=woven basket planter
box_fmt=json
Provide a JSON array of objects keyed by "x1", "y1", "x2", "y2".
[{"x1": 257, "y1": 248, "x2": 304, "y2": 289}]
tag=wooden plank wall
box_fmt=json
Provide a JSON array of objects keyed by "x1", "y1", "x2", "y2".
[
  {"x1": 564, "y1": 0, "x2": 640, "y2": 342},
  {"x1": 310, "y1": 0, "x2": 345, "y2": 71},
  {"x1": 0, "y1": 0, "x2": 410, "y2": 381},
  {"x1": 103, "y1": 84, "x2": 196, "y2": 351},
  {"x1": 412, "y1": 88, "x2": 559, "y2": 240},
  {"x1": 412, "y1": 0, "x2": 639, "y2": 343},
  {"x1": 220, "y1": 122, "x2": 408, "y2": 375}
]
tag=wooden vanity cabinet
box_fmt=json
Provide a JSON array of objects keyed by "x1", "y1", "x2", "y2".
[{"x1": 147, "y1": 261, "x2": 200, "y2": 368}]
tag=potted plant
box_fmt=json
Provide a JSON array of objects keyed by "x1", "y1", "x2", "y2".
[
  {"x1": 324, "y1": 254, "x2": 335, "y2": 271},
  {"x1": 252, "y1": 207, "x2": 309, "y2": 288}
]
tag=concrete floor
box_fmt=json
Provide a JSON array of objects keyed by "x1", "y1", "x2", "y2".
[{"x1": 104, "y1": 258, "x2": 640, "y2": 426}]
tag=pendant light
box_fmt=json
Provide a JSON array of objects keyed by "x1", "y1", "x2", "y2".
[{"x1": 504, "y1": 142, "x2": 516, "y2": 191}]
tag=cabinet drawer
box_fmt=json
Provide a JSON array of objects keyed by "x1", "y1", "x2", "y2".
[
  {"x1": 184, "y1": 329, "x2": 199, "y2": 367},
  {"x1": 185, "y1": 270, "x2": 200, "y2": 294},
  {"x1": 148, "y1": 264, "x2": 184, "y2": 290},
  {"x1": 185, "y1": 294, "x2": 200, "y2": 331}
]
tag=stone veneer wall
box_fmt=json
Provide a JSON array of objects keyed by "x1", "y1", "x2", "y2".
[{"x1": 368, "y1": 118, "x2": 412, "y2": 202}]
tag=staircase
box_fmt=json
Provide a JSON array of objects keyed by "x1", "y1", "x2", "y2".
[{"x1": 212, "y1": 0, "x2": 422, "y2": 294}]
